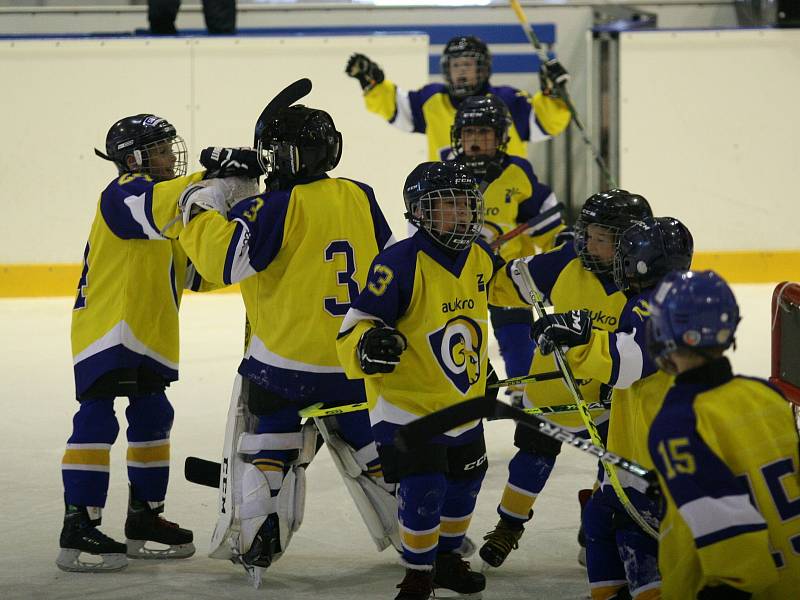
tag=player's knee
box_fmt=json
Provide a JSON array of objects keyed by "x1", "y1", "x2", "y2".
[
  {"x1": 582, "y1": 494, "x2": 615, "y2": 541},
  {"x1": 246, "y1": 380, "x2": 291, "y2": 416},
  {"x1": 378, "y1": 443, "x2": 449, "y2": 484},
  {"x1": 514, "y1": 422, "x2": 562, "y2": 457}
]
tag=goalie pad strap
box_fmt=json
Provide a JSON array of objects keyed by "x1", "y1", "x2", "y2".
[
  {"x1": 354, "y1": 441, "x2": 379, "y2": 468},
  {"x1": 237, "y1": 431, "x2": 304, "y2": 453},
  {"x1": 239, "y1": 494, "x2": 277, "y2": 520}
]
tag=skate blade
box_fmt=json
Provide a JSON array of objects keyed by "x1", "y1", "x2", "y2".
[
  {"x1": 56, "y1": 548, "x2": 128, "y2": 573},
  {"x1": 432, "y1": 590, "x2": 482, "y2": 600},
  {"x1": 240, "y1": 561, "x2": 265, "y2": 589},
  {"x1": 126, "y1": 539, "x2": 196, "y2": 560},
  {"x1": 479, "y1": 559, "x2": 495, "y2": 574},
  {"x1": 455, "y1": 536, "x2": 477, "y2": 559}
]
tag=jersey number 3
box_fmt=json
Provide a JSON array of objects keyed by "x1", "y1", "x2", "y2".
[{"x1": 323, "y1": 240, "x2": 360, "y2": 317}]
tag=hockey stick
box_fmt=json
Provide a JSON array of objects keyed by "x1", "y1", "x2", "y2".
[
  {"x1": 489, "y1": 202, "x2": 565, "y2": 250},
  {"x1": 508, "y1": 0, "x2": 618, "y2": 188},
  {"x1": 296, "y1": 370, "x2": 565, "y2": 418},
  {"x1": 512, "y1": 261, "x2": 658, "y2": 538},
  {"x1": 394, "y1": 395, "x2": 657, "y2": 488}
]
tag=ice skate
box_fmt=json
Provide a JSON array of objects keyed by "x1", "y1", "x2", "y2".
[
  {"x1": 56, "y1": 505, "x2": 128, "y2": 573},
  {"x1": 478, "y1": 518, "x2": 524, "y2": 568},
  {"x1": 394, "y1": 568, "x2": 433, "y2": 600},
  {"x1": 239, "y1": 513, "x2": 281, "y2": 589},
  {"x1": 125, "y1": 492, "x2": 195, "y2": 560},
  {"x1": 433, "y1": 552, "x2": 485, "y2": 598}
]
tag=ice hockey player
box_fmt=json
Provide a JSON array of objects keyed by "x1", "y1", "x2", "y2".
[
  {"x1": 528, "y1": 216, "x2": 693, "y2": 599},
  {"x1": 59, "y1": 114, "x2": 260, "y2": 572},
  {"x1": 450, "y1": 93, "x2": 564, "y2": 407},
  {"x1": 646, "y1": 269, "x2": 800, "y2": 599},
  {"x1": 481, "y1": 190, "x2": 652, "y2": 569},
  {"x1": 178, "y1": 99, "x2": 398, "y2": 584},
  {"x1": 337, "y1": 161, "x2": 504, "y2": 599},
  {"x1": 345, "y1": 35, "x2": 571, "y2": 161}
]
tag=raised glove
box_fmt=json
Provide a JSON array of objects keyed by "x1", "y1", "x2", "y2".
[
  {"x1": 178, "y1": 177, "x2": 257, "y2": 225},
  {"x1": 697, "y1": 585, "x2": 752, "y2": 600},
  {"x1": 539, "y1": 58, "x2": 569, "y2": 97},
  {"x1": 200, "y1": 147, "x2": 263, "y2": 178},
  {"x1": 345, "y1": 53, "x2": 385, "y2": 91},
  {"x1": 531, "y1": 309, "x2": 592, "y2": 355},
  {"x1": 358, "y1": 326, "x2": 407, "y2": 374}
]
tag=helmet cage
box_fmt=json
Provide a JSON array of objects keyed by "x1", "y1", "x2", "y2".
[
  {"x1": 128, "y1": 135, "x2": 187, "y2": 181},
  {"x1": 408, "y1": 187, "x2": 485, "y2": 251},
  {"x1": 574, "y1": 220, "x2": 623, "y2": 274},
  {"x1": 441, "y1": 37, "x2": 491, "y2": 99},
  {"x1": 451, "y1": 98, "x2": 511, "y2": 176}
]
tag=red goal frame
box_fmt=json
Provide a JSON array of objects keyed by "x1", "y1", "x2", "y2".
[{"x1": 770, "y1": 282, "x2": 800, "y2": 408}]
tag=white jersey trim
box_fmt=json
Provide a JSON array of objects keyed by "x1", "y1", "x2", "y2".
[
  {"x1": 227, "y1": 218, "x2": 258, "y2": 284},
  {"x1": 339, "y1": 307, "x2": 383, "y2": 335},
  {"x1": 73, "y1": 320, "x2": 179, "y2": 371},
  {"x1": 391, "y1": 87, "x2": 415, "y2": 133},
  {"x1": 528, "y1": 106, "x2": 551, "y2": 144},
  {"x1": 124, "y1": 192, "x2": 166, "y2": 240},
  {"x1": 245, "y1": 334, "x2": 344, "y2": 374},
  {"x1": 678, "y1": 493, "x2": 765, "y2": 540},
  {"x1": 528, "y1": 192, "x2": 562, "y2": 235},
  {"x1": 370, "y1": 394, "x2": 480, "y2": 438},
  {"x1": 613, "y1": 328, "x2": 644, "y2": 389}
]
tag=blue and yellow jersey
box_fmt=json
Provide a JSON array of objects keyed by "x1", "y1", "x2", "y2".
[
  {"x1": 563, "y1": 291, "x2": 674, "y2": 488},
  {"x1": 71, "y1": 170, "x2": 208, "y2": 398},
  {"x1": 363, "y1": 81, "x2": 570, "y2": 161},
  {"x1": 490, "y1": 244, "x2": 627, "y2": 430},
  {"x1": 180, "y1": 174, "x2": 393, "y2": 402},
  {"x1": 336, "y1": 232, "x2": 503, "y2": 444},
  {"x1": 649, "y1": 358, "x2": 800, "y2": 599}
]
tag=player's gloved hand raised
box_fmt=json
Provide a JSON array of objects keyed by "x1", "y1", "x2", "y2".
[
  {"x1": 358, "y1": 326, "x2": 407, "y2": 374},
  {"x1": 200, "y1": 147, "x2": 263, "y2": 179},
  {"x1": 697, "y1": 585, "x2": 752, "y2": 600},
  {"x1": 346, "y1": 53, "x2": 385, "y2": 91},
  {"x1": 531, "y1": 309, "x2": 592, "y2": 355},
  {"x1": 539, "y1": 58, "x2": 569, "y2": 97}
]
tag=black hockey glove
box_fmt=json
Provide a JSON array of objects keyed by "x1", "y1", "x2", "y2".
[
  {"x1": 346, "y1": 53, "x2": 385, "y2": 91},
  {"x1": 358, "y1": 326, "x2": 407, "y2": 374},
  {"x1": 553, "y1": 227, "x2": 575, "y2": 247},
  {"x1": 539, "y1": 58, "x2": 569, "y2": 97},
  {"x1": 697, "y1": 585, "x2": 752, "y2": 600},
  {"x1": 200, "y1": 147, "x2": 263, "y2": 179},
  {"x1": 485, "y1": 360, "x2": 500, "y2": 403},
  {"x1": 531, "y1": 309, "x2": 592, "y2": 355}
]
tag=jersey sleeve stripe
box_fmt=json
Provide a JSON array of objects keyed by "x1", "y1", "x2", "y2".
[
  {"x1": 678, "y1": 493, "x2": 767, "y2": 545},
  {"x1": 123, "y1": 192, "x2": 166, "y2": 240},
  {"x1": 391, "y1": 87, "x2": 416, "y2": 132},
  {"x1": 610, "y1": 329, "x2": 643, "y2": 388},
  {"x1": 222, "y1": 219, "x2": 257, "y2": 285}
]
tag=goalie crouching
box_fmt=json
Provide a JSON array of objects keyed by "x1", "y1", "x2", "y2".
[{"x1": 337, "y1": 161, "x2": 505, "y2": 600}]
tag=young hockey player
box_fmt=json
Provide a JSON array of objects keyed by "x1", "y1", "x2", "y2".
[
  {"x1": 59, "y1": 114, "x2": 258, "y2": 572},
  {"x1": 337, "y1": 161, "x2": 503, "y2": 599},
  {"x1": 179, "y1": 97, "x2": 398, "y2": 584},
  {"x1": 479, "y1": 189, "x2": 652, "y2": 570},
  {"x1": 345, "y1": 35, "x2": 571, "y2": 161},
  {"x1": 647, "y1": 270, "x2": 800, "y2": 599},
  {"x1": 529, "y1": 216, "x2": 693, "y2": 600}
]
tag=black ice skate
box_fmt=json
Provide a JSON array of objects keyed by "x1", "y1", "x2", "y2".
[
  {"x1": 479, "y1": 518, "x2": 524, "y2": 568},
  {"x1": 433, "y1": 552, "x2": 486, "y2": 597},
  {"x1": 56, "y1": 505, "x2": 128, "y2": 573},
  {"x1": 394, "y1": 568, "x2": 434, "y2": 600},
  {"x1": 125, "y1": 491, "x2": 195, "y2": 559},
  {"x1": 240, "y1": 513, "x2": 281, "y2": 569}
]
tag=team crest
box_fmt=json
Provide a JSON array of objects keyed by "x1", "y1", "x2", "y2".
[{"x1": 428, "y1": 316, "x2": 483, "y2": 394}]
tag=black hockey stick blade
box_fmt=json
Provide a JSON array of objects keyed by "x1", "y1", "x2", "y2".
[
  {"x1": 185, "y1": 456, "x2": 220, "y2": 488},
  {"x1": 394, "y1": 396, "x2": 497, "y2": 452},
  {"x1": 254, "y1": 78, "x2": 313, "y2": 145}
]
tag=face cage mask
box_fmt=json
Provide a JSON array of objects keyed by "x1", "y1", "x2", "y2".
[
  {"x1": 413, "y1": 187, "x2": 484, "y2": 251},
  {"x1": 256, "y1": 139, "x2": 301, "y2": 180},
  {"x1": 453, "y1": 127, "x2": 505, "y2": 177},
  {"x1": 445, "y1": 52, "x2": 490, "y2": 98},
  {"x1": 132, "y1": 136, "x2": 187, "y2": 181},
  {"x1": 574, "y1": 220, "x2": 621, "y2": 274}
]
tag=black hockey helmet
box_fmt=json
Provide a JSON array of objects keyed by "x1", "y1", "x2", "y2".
[
  {"x1": 96, "y1": 114, "x2": 187, "y2": 181},
  {"x1": 613, "y1": 216, "x2": 694, "y2": 292},
  {"x1": 256, "y1": 104, "x2": 342, "y2": 181},
  {"x1": 574, "y1": 189, "x2": 653, "y2": 273},
  {"x1": 403, "y1": 161, "x2": 484, "y2": 251},
  {"x1": 441, "y1": 35, "x2": 491, "y2": 98},
  {"x1": 451, "y1": 94, "x2": 511, "y2": 176}
]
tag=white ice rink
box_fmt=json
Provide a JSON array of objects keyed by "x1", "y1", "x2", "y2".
[{"x1": 0, "y1": 286, "x2": 774, "y2": 599}]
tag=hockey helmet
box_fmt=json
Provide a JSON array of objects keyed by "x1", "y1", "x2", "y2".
[
  {"x1": 98, "y1": 114, "x2": 187, "y2": 181},
  {"x1": 612, "y1": 216, "x2": 694, "y2": 292},
  {"x1": 441, "y1": 36, "x2": 491, "y2": 98},
  {"x1": 451, "y1": 94, "x2": 511, "y2": 176},
  {"x1": 403, "y1": 161, "x2": 484, "y2": 251}
]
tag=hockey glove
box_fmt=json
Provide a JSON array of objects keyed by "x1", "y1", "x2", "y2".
[
  {"x1": 200, "y1": 147, "x2": 263, "y2": 179},
  {"x1": 358, "y1": 326, "x2": 407, "y2": 374},
  {"x1": 178, "y1": 177, "x2": 258, "y2": 225},
  {"x1": 530, "y1": 309, "x2": 592, "y2": 355},
  {"x1": 539, "y1": 58, "x2": 569, "y2": 97},
  {"x1": 345, "y1": 53, "x2": 385, "y2": 91},
  {"x1": 553, "y1": 227, "x2": 575, "y2": 247},
  {"x1": 697, "y1": 585, "x2": 752, "y2": 600},
  {"x1": 485, "y1": 360, "x2": 500, "y2": 403}
]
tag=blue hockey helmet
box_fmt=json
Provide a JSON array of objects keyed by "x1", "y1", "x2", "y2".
[
  {"x1": 647, "y1": 270, "x2": 740, "y2": 363},
  {"x1": 403, "y1": 161, "x2": 484, "y2": 251},
  {"x1": 612, "y1": 216, "x2": 693, "y2": 291},
  {"x1": 96, "y1": 114, "x2": 187, "y2": 180}
]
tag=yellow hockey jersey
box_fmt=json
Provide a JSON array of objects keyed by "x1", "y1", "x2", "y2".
[
  {"x1": 363, "y1": 80, "x2": 570, "y2": 161},
  {"x1": 491, "y1": 244, "x2": 627, "y2": 430},
  {"x1": 336, "y1": 232, "x2": 503, "y2": 445},
  {"x1": 71, "y1": 170, "x2": 207, "y2": 398},
  {"x1": 649, "y1": 358, "x2": 800, "y2": 599},
  {"x1": 180, "y1": 174, "x2": 394, "y2": 401}
]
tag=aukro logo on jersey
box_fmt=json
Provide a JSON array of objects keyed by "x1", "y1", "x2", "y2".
[{"x1": 428, "y1": 316, "x2": 483, "y2": 394}]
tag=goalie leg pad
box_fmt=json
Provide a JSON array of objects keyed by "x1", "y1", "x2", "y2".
[{"x1": 315, "y1": 416, "x2": 402, "y2": 552}]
